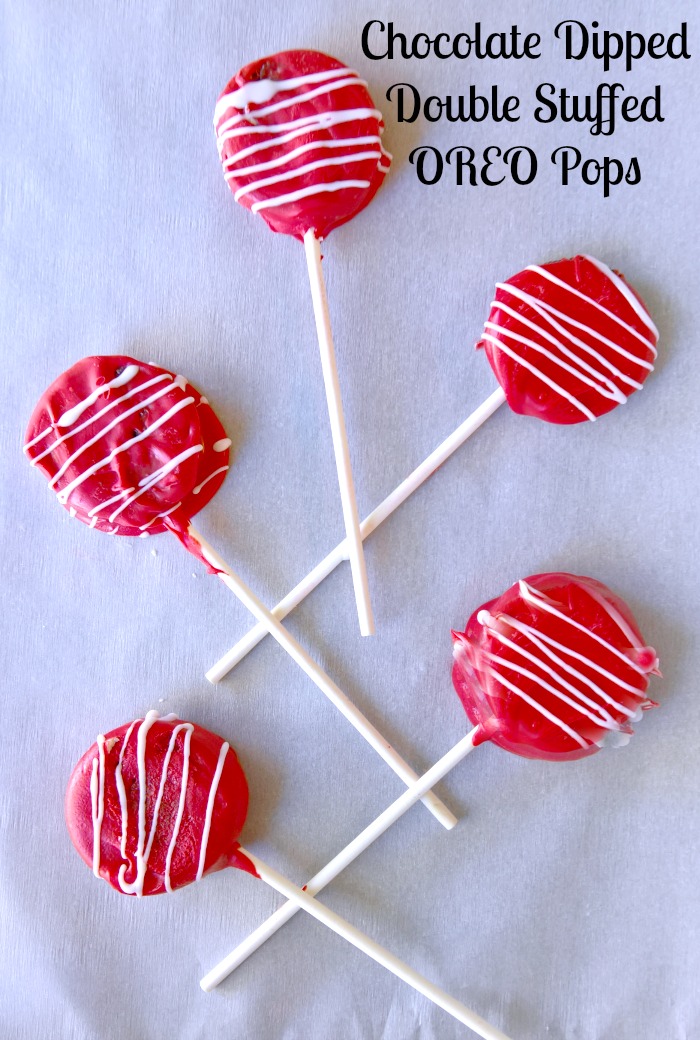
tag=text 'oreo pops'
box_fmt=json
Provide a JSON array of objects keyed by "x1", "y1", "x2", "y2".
[{"x1": 215, "y1": 50, "x2": 393, "y2": 637}]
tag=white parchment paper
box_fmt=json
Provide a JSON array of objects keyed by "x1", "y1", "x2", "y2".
[{"x1": 1, "y1": 2, "x2": 698, "y2": 1038}]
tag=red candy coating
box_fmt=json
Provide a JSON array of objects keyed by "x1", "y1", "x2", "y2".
[
  {"x1": 65, "y1": 713, "x2": 255, "y2": 896},
  {"x1": 477, "y1": 256, "x2": 658, "y2": 424},
  {"x1": 215, "y1": 49, "x2": 391, "y2": 240},
  {"x1": 24, "y1": 356, "x2": 230, "y2": 536},
  {"x1": 452, "y1": 573, "x2": 659, "y2": 761}
]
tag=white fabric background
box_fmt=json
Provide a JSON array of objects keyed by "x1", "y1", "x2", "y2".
[{"x1": 1, "y1": 2, "x2": 698, "y2": 1038}]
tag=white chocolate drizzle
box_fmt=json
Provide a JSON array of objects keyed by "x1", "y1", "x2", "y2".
[
  {"x1": 57, "y1": 365, "x2": 140, "y2": 428},
  {"x1": 28, "y1": 364, "x2": 232, "y2": 531},
  {"x1": 89, "y1": 711, "x2": 232, "y2": 897},
  {"x1": 484, "y1": 258, "x2": 658, "y2": 420},
  {"x1": 90, "y1": 734, "x2": 107, "y2": 877},
  {"x1": 107, "y1": 444, "x2": 203, "y2": 523},
  {"x1": 55, "y1": 396, "x2": 196, "y2": 506},
  {"x1": 192, "y1": 465, "x2": 229, "y2": 495},
  {"x1": 214, "y1": 67, "x2": 361, "y2": 123},
  {"x1": 471, "y1": 580, "x2": 654, "y2": 749},
  {"x1": 215, "y1": 63, "x2": 391, "y2": 218},
  {"x1": 26, "y1": 372, "x2": 172, "y2": 463},
  {"x1": 196, "y1": 740, "x2": 229, "y2": 881}
]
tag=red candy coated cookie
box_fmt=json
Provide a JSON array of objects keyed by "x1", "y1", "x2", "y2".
[
  {"x1": 452, "y1": 573, "x2": 659, "y2": 761},
  {"x1": 477, "y1": 256, "x2": 658, "y2": 424},
  {"x1": 215, "y1": 49, "x2": 391, "y2": 240},
  {"x1": 65, "y1": 712, "x2": 255, "y2": 896},
  {"x1": 24, "y1": 356, "x2": 231, "y2": 536}
]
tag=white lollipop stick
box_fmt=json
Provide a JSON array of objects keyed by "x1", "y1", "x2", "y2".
[
  {"x1": 185, "y1": 523, "x2": 456, "y2": 830},
  {"x1": 201, "y1": 728, "x2": 479, "y2": 991},
  {"x1": 239, "y1": 848, "x2": 511, "y2": 1040},
  {"x1": 304, "y1": 228, "x2": 374, "y2": 638},
  {"x1": 206, "y1": 387, "x2": 507, "y2": 682}
]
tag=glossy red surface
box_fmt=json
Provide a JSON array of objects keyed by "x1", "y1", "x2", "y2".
[
  {"x1": 477, "y1": 256, "x2": 658, "y2": 424},
  {"x1": 65, "y1": 715, "x2": 254, "y2": 896},
  {"x1": 24, "y1": 355, "x2": 230, "y2": 536},
  {"x1": 452, "y1": 573, "x2": 659, "y2": 761},
  {"x1": 215, "y1": 49, "x2": 390, "y2": 240}
]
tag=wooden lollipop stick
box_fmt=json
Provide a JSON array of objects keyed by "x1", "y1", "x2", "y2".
[
  {"x1": 206, "y1": 387, "x2": 507, "y2": 683},
  {"x1": 240, "y1": 848, "x2": 511, "y2": 1040},
  {"x1": 184, "y1": 523, "x2": 456, "y2": 830},
  {"x1": 200, "y1": 728, "x2": 480, "y2": 991},
  {"x1": 304, "y1": 228, "x2": 374, "y2": 637}
]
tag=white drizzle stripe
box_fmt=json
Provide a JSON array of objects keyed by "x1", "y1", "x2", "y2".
[
  {"x1": 527, "y1": 264, "x2": 658, "y2": 355},
  {"x1": 217, "y1": 108, "x2": 382, "y2": 149},
  {"x1": 28, "y1": 374, "x2": 172, "y2": 464},
  {"x1": 479, "y1": 610, "x2": 637, "y2": 719},
  {"x1": 143, "y1": 724, "x2": 194, "y2": 867},
  {"x1": 221, "y1": 117, "x2": 381, "y2": 167},
  {"x1": 234, "y1": 151, "x2": 381, "y2": 202},
  {"x1": 583, "y1": 583, "x2": 643, "y2": 648},
  {"x1": 496, "y1": 282, "x2": 653, "y2": 374},
  {"x1": 212, "y1": 438, "x2": 231, "y2": 452},
  {"x1": 152, "y1": 724, "x2": 193, "y2": 894},
  {"x1": 56, "y1": 365, "x2": 140, "y2": 428},
  {"x1": 481, "y1": 332, "x2": 596, "y2": 421},
  {"x1": 584, "y1": 254, "x2": 659, "y2": 340},
  {"x1": 107, "y1": 444, "x2": 203, "y2": 523},
  {"x1": 24, "y1": 426, "x2": 54, "y2": 452},
  {"x1": 516, "y1": 623, "x2": 641, "y2": 701},
  {"x1": 104, "y1": 713, "x2": 234, "y2": 896},
  {"x1": 87, "y1": 487, "x2": 134, "y2": 518},
  {"x1": 481, "y1": 649, "x2": 620, "y2": 730},
  {"x1": 193, "y1": 465, "x2": 229, "y2": 495},
  {"x1": 251, "y1": 180, "x2": 370, "y2": 214},
  {"x1": 56, "y1": 397, "x2": 195, "y2": 505},
  {"x1": 519, "y1": 580, "x2": 649, "y2": 677},
  {"x1": 217, "y1": 76, "x2": 365, "y2": 134},
  {"x1": 196, "y1": 742, "x2": 229, "y2": 881},
  {"x1": 47, "y1": 379, "x2": 179, "y2": 489},
  {"x1": 224, "y1": 136, "x2": 382, "y2": 178},
  {"x1": 90, "y1": 734, "x2": 106, "y2": 877},
  {"x1": 138, "y1": 501, "x2": 183, "y2": 531},
  {"x1": 115, "y1": 721, "x2": 139, "y2": 858},
  {"x1": 484, "y1": 319, "x2": 626, "y2": 404},
  {"x1": 163, "y1": 725, "x2": 194, "y2": 894},
  {"x1": 118, "y1": 712, "x2": 161, "y2": 896},
  {"x1": 482, "y1": 664, "x2": 589, "y2": 748},
  {"x1": 492, "y1": 295, "x2": 644, "y2": 391},
  {"x1": 214, "y1": 67, "x2": 359, "y2": 123},
  {"x1": 117, "y1": 717, "x2": 194, "y2": 897}
]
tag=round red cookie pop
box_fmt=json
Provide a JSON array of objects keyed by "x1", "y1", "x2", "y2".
[
  {"x1": 477, "y1": 254, "x2": 658, "y2": 424},
  {"x1": 452, "y1": 572, "x2": 659, "y2": 761},
  {"x1": 214, "y1": 50, "x2": 393, "y2": 638},
  {"x1": 66, "y1": 712, "x2": 254, "y2": 895},
  {"x1": 25, "y1": 355, "x2": 455, "y2": 831},
  {"x1": 214, "y1": 49, "x2": 391, "y2": 240},
  {"x1": 67, "y1": 711, "x2": 509, "y2": 1038},
  {"x1": 24, "y1": 355, "x2": 230, "y2": 536}
]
